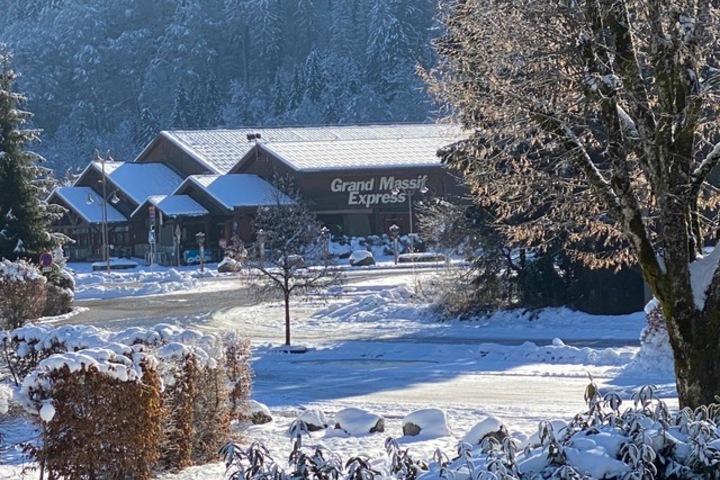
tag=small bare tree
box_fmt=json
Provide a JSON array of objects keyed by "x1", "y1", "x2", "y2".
[
  {"x1": 425, "y1": 0, "x2": 720, "y2": 408},
  {"x1": 248, "y1": 177, "x2": 341, "y2": 346}
]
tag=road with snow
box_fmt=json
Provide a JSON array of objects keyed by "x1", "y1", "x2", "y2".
[{"x1": 60, "y1": 265, "x2": 648, "y2": 436}]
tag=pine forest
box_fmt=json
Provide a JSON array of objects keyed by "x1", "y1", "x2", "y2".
[{"x1": 0, "y1": 0, "x2": 438, "y2": 174}]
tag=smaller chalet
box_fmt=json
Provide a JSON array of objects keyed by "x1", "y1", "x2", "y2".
[{"x1": 50, "y1": 123, "x2": 466, "y2": 265}]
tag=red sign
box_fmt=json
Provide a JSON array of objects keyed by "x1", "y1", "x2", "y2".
[{"x1": 149, "y1": 205, "x2": 156, "y2": 222}]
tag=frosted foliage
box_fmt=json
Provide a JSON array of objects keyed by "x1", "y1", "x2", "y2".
[
  {"x1": 0, "y1": 258, "x2": 45, "y2": 283},
  {"x1": 0, "y1": 384, "x2": 12, "y2": 414},
  {"x1": 10, "y1": 322, "x2": 225, "y2": 418}
]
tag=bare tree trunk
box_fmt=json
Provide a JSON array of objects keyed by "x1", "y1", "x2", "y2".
[{"x1": 284, "y1": 290, "x2": 291, "y2": 346}]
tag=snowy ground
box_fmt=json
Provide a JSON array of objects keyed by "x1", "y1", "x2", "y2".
[{"x1": 0, "y1": 257, "x2": 677, "y2": 479}]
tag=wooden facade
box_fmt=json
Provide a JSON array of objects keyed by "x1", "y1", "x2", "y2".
[{"x1": 53, "y1": 125, "x2": 465, "y2": 264}]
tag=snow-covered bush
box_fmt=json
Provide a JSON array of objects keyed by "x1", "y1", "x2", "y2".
[
  {"x1": 223, "y1": 383, "x2": 720, "y2": 480},
  {"x1": 115, "y1": 324, "x2": 233, "y2": 468},
  {"x1": 19, "y1": 348, "x2": 163, "y2": 480},
  {"x1": 42, "y1": 266, "x2": 75, "y2": 317},
  {"x1": 0, "y1": 259, "x2": 47, "y2": 329},
  {"x1": 331, "y1": 234, "x2": 426, "y2": 259},
  {"x1": 2, "y1": 323, "x2": 250, "y2": 472},
  {"x1": 225, "y1": 332, "x2": 252, "y2": 421},
  {"x1": 0, "y1": 324, "x2": 107, "y2": 385}
]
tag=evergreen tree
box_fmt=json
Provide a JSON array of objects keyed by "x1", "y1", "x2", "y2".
[
  {"x1": 204, "y1": 72, "x2": 224, "y2": 127},
  {"x1": 303, "y1": 49, "x2": 325, "y2": 103},
  {"x1": 189, "y1": 82, "x2": 205, "y2": 128},
  {"x1": 170, "y1": 84, "x2": 190, "y2": 129},
  {"x1": 1, "y1": 0, "x2": 436, "y2": 172},
  {"x1": 133, "y1": 107, "x2": 160, "y2": 148},
  {"x1": 0, "y1": 49, "x2": 63, "y2": 261}
]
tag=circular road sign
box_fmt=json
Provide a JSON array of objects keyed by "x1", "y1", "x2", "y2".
[{"x1": 39, "y1": 252, "x2": 54, "y2": 268}]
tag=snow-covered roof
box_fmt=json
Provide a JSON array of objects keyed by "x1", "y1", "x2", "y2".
[
  {"x1": 262, "y1": 136, "x2": 452, "y2": 171},
  {"x1": 155, "y1": 124, "x2": 464, "y2": 174},
  {"x1": 51, "y1": 187, "x2": 127, "y2": 224},
  {"x1": 177, "y1": 174, "x2": 293, "y2": 211},
  {"x1": 131, "y1": 194, "x2": 209, "y2": 219},
  {"x1": 90, "y1": 161, "x2": 183, "y2": 205}
]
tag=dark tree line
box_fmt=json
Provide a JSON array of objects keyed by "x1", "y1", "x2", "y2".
[{"x1": 0, "y1": 0, "x2": 438, "y2": 174}]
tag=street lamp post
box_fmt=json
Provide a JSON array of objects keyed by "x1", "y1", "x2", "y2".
[
  {"x1": 391, "y1": 185, "x2": 428, "y2": 252},
  {"x1": 86, "y1": 153, "x2": 119, "y2": 273},
  {"x1": 389, "y1": 224, "x2": 400, "y2": 265},
  {"x1": 320, "y1": 226, "x2": 330, "y2": 260}
]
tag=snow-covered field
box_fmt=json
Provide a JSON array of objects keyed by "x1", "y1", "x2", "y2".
[{"x1": 0, "y1": 258, "x2": 677, "y2": 479}]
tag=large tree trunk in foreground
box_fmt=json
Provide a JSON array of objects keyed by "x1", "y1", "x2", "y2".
[{"x1": 655, "y1": 294, "x2": 720, "y2": 408}]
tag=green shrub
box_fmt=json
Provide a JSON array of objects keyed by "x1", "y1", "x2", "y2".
[{"x1": 42, "y1": 266, "x2": 75, "y2": 317}]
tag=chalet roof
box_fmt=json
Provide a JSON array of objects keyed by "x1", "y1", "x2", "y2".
[
  {"x1": 154, "y1": 123, "x2": 464, "y2": 174},
  {"x1": 175, "y1": 174, "x2": 293, "y2": 211},
  {"x1": 89, "y1": 161, "x2": 184, "y2": 205},
  {"x1": 50, "y1": 187, "x2": 127, "y2": 224},
  {"x1": 262, "y1": 136, "x2": 453, "y2": 172},
  {"x1": 131, "y1": 194, "x2": 209, "y2": 219}
]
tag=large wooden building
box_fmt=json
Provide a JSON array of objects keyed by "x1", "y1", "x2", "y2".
[{"x1": 49, "y1": 123, "x2": 466, "y2": 264}]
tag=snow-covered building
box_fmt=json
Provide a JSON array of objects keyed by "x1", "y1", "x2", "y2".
[{"x1": 49, "y1": 123, "x2": 466, "y2": 264}]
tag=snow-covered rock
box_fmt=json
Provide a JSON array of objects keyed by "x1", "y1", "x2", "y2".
[
  {"x1": 402, "y1": 408, "x2": 451, "y2": 438},
  {"x1": 462, "y1": 415, "x2": 509, "y2": 445},
  {"x1": 292, "y1": 408, "x2": 328, "y2": 432},
  {"x1": 218, "y1": 257, "x2": 242, "y2": 273},
  {"x1": 249, "y1": 400, "x2": 272, "y2": 425},
  {"x1": 348, "y1": 250, "x2": 375, "y2": 267},
  {"x1": 332, "y1": 407, "x2": 384, "y2": 435}
]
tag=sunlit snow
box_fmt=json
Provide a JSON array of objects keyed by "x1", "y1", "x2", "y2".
[{"x1": 0, "y1": 256, "x2": 678, "y2": 479}]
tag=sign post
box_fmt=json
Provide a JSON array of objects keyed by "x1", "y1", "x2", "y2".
[
  {"x1": 148, "y1": 225, "x2": 156, "y2": 269},
  {"x1": 174, "y1": 224, "x2": 181, "y2": 266},
  {"x1": 195, "y1": 232, "x2": 206, "y2": 273},
  {"x1": 389, "y1": 224, "x2": 400, "y2": 265},
  {"x1": 39, "y1": 251, "x2": 53, "y2": 273}
]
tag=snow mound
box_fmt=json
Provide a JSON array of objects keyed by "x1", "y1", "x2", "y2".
[
  {"x1": 462, "y1": 415, "x2": 508, "y2": 445},
  {"x1": 331, "y1": 407, "x2": 384, "y2": 436},
  {"x1": 402, "y1": 408, "x2": 451, "y2": 438}
]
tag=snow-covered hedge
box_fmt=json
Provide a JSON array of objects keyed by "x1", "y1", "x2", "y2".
[
  {"x1": 2, "y1": 323, "x2": 251, "y2": 474},
  {"x1": 19, "y1": 346, "x2": 163, "y2": 480},
  {"x1": 222, "y1": 384, "x2": 720, "y2": 480},
  {"x1": 330, "y1": 234, "x2": 426, "y2": 259},
  {"x1": 0, "y1": 259, "x2": 47, "y2": 329}
]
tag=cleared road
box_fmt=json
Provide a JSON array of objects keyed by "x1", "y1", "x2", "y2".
[{"x1": 62, "y1": 267, "x2": 650, "y2": 435}]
